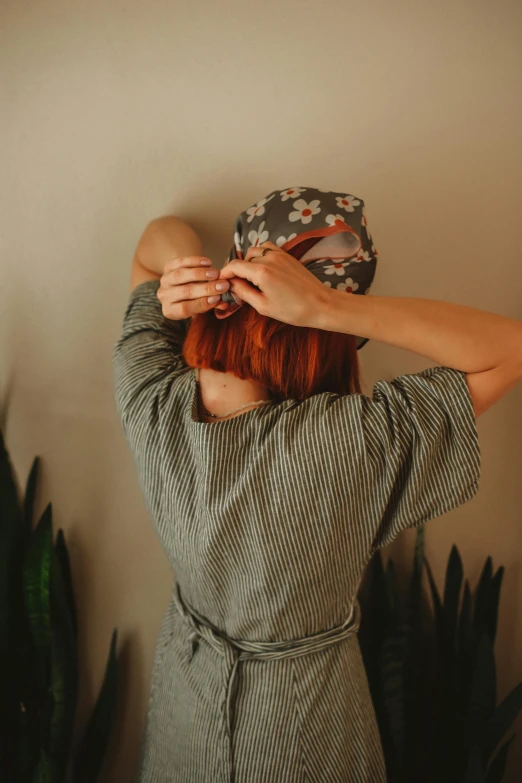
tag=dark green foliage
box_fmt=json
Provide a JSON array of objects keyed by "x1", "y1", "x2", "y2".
[
  {"x1": 74, "y1": 630, "x2": 119, "y2": 783},
  {"x1": 0, "y1": 428, "x2": 119, "y2": 783},
  {"x1": 357, "y1": 529, "x2": 522, "y2": 782}
]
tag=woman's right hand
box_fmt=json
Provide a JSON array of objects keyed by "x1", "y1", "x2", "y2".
[{"x1": 218, "y1": 242, "x2": 333, "y2": 328}]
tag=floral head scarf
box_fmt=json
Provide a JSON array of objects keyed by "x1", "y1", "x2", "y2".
[{"x1": 216, "y1": 186, "x2": 378, "y2": 350}]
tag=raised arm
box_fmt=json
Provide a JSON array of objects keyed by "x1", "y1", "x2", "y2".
[
  {"x1": 316, "y1": 290, "x2": 522, "y2": 419},
  {"x1": 130, "y1": 216, "x2": 204, "y2": 291}
]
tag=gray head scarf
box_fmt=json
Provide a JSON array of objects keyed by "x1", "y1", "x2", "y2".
[{"x1": 216, "y1": 185, "x2": 378, "y2": 350}]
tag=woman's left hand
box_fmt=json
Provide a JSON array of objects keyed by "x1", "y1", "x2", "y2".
[{"x1": 156, "y1": 255, "x2": 231, "y2": 320}]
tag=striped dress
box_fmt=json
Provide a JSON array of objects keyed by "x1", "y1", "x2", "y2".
[{"x1": 112, "y1": 280, "x2": 481, "y2": 783}]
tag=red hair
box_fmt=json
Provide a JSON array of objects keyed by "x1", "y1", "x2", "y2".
[
  {"x1": 183, "y1": 304, "x2": 361, "y2": 404},
  {"x1": 183, "y1": 238, "x2": 361, "y2": 401}
]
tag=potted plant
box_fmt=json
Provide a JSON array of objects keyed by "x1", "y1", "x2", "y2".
[
  {"x1": 357, "y1": 526, "x2": 522, "y2": 782},
  {"x1": 0, "y1": 427, "x2": 118, "y2": 783}
]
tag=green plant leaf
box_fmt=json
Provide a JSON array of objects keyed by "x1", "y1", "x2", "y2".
[
  {"x1": 19, "y1": 456, "x2": 45, "y2": 783},
  {"x1": 472, "y1": 559, "x2": 503, "y2": 651},
  {"x1": 469, "y1": 633, "x2": 496, "y2": 746},
  {"x1": 423, "y1": 556, "x2": 443, "y2": 640},
  {"x1": 458, "y1": 580, "x2": 472, "y2": 654},
  {"x1": 403, "y1": 527, "x2": 433, "y2": 781},
  {"x1": 361, "y1": 551, "x2": 389, "y2": 643},
  {"x1": 464, "y1": 744, "x2": 485, "y2": 783},
  {"x1": 17, "y1": 457, "x2": 44, "y2": 783},
  {"x1": 0, "y1": 425, "x2": 25, "y2": 771},
  {"x1": 359, "y1": 527, "x2": 517, "y2": 783},
  {"x1": 406, "y1": 527, "x2": 425, "y2": 631},
  {"x1": 0, "y1": 426, "x2": 23, "y2": 627},
  {"x1": 473, "y1": 557, "x2": 492, "y2": 641},
  {"x1": 384, "y1": 559, "x2": 398, "y2": 624},
  {"x1": 54, "y1": 529, "x2": 77, "y2": 639},
  {"x1": 23, "y1": 504, "x2": 53, "y2": 651},
  {"x1": 24, "y1": 457, "x2": 40, "y2": 545},
  {"x1": 482, "y1": 681, "x2": 522, "y2": 764},
  {"x1": 443, "y1": 545, "x2": 463, "y2": 658},
  {"x1": 381, "y1": 622, "x2": 408, "y2": 779},
  {"x1": 412, "y1": 525, "x2": 425, "y2": 577},
  {"x1": 357, "y1": 550, "x2": 395, "y2": 773},
  {"x1": 358, "y1": 551, "x2": 389, "y2": 691},
  {"x1": 443, "y1": 547, "x2": 464, "y2": 725},
  {"x1": 23, "y1": 503, "x2": 54, "y2": 752},
  {"x1": 422, "y1": 552, "x2": 447, "y2": 782},
  {"x1": 73, "y1": 629, "x2": 118, "y2": 783},
  {"x1": 1, "y1": 439, "x2": 45, "y2": 783},
  {"x1": 429, "y1": 546, "x2": 466, "y2": 780},
  {"x1": 49, "y1": 544, "x2": 78, "y2": 780},
  {"x1": 13, "y1": 619, "x2": 41, "y2": 783},
  {"x1": 14, "y1": 707, "x2": 40, "y2": 783},
  {"x1": 31, "y1": 747, "x2": 56, "y2": 783},
  {"x1": 484, "y1": 568, "x2": 503, "y2": 648},
  {"x1": 485, "y1": 734, "x2": 515, "y2": 783},
  {"x1": 458, "y1": 580, "x2": 474, "y2": 747}
]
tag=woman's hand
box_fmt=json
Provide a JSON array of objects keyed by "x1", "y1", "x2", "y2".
[
  {"x1": 156, "y1": 255, "x2": 231, "y2": 320},
  {"x1": 218, "y1": 241, "x2": 333, "y2": 328}
]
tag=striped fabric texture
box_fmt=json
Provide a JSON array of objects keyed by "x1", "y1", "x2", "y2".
[{"x1": 112, "y1": 280, "x2": 481, "y2": 783}]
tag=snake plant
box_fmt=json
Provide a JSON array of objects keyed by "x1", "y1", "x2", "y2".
[
  {"x1": 0, "y1": 427, "x2": 118, "y2": 783},
  {"x1": 357, "y1": 526, "x2": 522, "y2": 782}
]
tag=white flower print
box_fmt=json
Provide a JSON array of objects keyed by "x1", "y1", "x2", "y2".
[
  {"x1": 325, "y1": 213, "x2": 346, "y2": 227},
  {"x1": 337, "y1": 278, "x2": 359, "y2": 292},
  {"x1": 248, "y1": 221, "x2": 269, "y2": 247},
  {"x1": 276, "y1": 233, "x2": 297, "y2": 247},
  {"x1": 355, "y1": 249, "x2": 373, "y2": 263},
  {"x1": 280, "y1": 187, "x2": 306, "y2": 202},
  {"x1": 234, "y1": 231, "x2": 242, "y2": 253},
  {"x1": 246, "y1": 194, "x2": 274, "y2": 223},
  {"x1": 324, "y1": 261, "x2": 350, "y2": 277},
  {"x1": 361, "y1": 207, "x2": 373, "y2": 241},
  {"x1": 323, "y1": 278, "x2": 359, "y2": 293},
  {"x1": 336, "y1": 195, "x2": 361, "y2": 212},
  {"x1": 289, "y1": 198, "x2": 321, "y2": 224}
]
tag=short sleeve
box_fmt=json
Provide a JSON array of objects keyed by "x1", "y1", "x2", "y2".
[
  {"x1": 361, "y1": 365, "x2": 481, "y2": 553},
  {"x1": 112, "y1": 280, "x2": 190, "y2": 436}
]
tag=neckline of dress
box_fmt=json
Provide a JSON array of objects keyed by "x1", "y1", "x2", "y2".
[{"x1": 189, "y1": 369, "x2": 278, "y2": 426}]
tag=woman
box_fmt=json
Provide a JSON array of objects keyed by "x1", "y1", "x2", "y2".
[{"x1": 113, "y1": 187, "x2": 522, "y2": 783}]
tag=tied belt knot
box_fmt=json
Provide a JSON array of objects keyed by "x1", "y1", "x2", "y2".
[{"x1": 172, "y1": 582, "x2": 361, "y2": 783}]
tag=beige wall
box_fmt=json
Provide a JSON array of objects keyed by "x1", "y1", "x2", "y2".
[{"x1": 1, "y1": 0, "x2": 521, "y2": 779}]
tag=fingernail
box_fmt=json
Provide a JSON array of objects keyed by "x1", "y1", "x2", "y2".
[
  {"x1": 205, "y1": 269, "x2": 218, "y2": 278},
  {"x1": 200, "y1": 259, "x2": 212, "y2": 265},
  {"x1": 215, "y1": 282, "x2": 229, "y2": 291},
  {"x1": 208, "y1": 295, "x2": 220, "y2": 303}
]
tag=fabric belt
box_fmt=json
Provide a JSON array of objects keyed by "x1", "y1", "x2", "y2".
[{"x1": 172, "y1": 581, "x2": 361, "y2": 783}]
